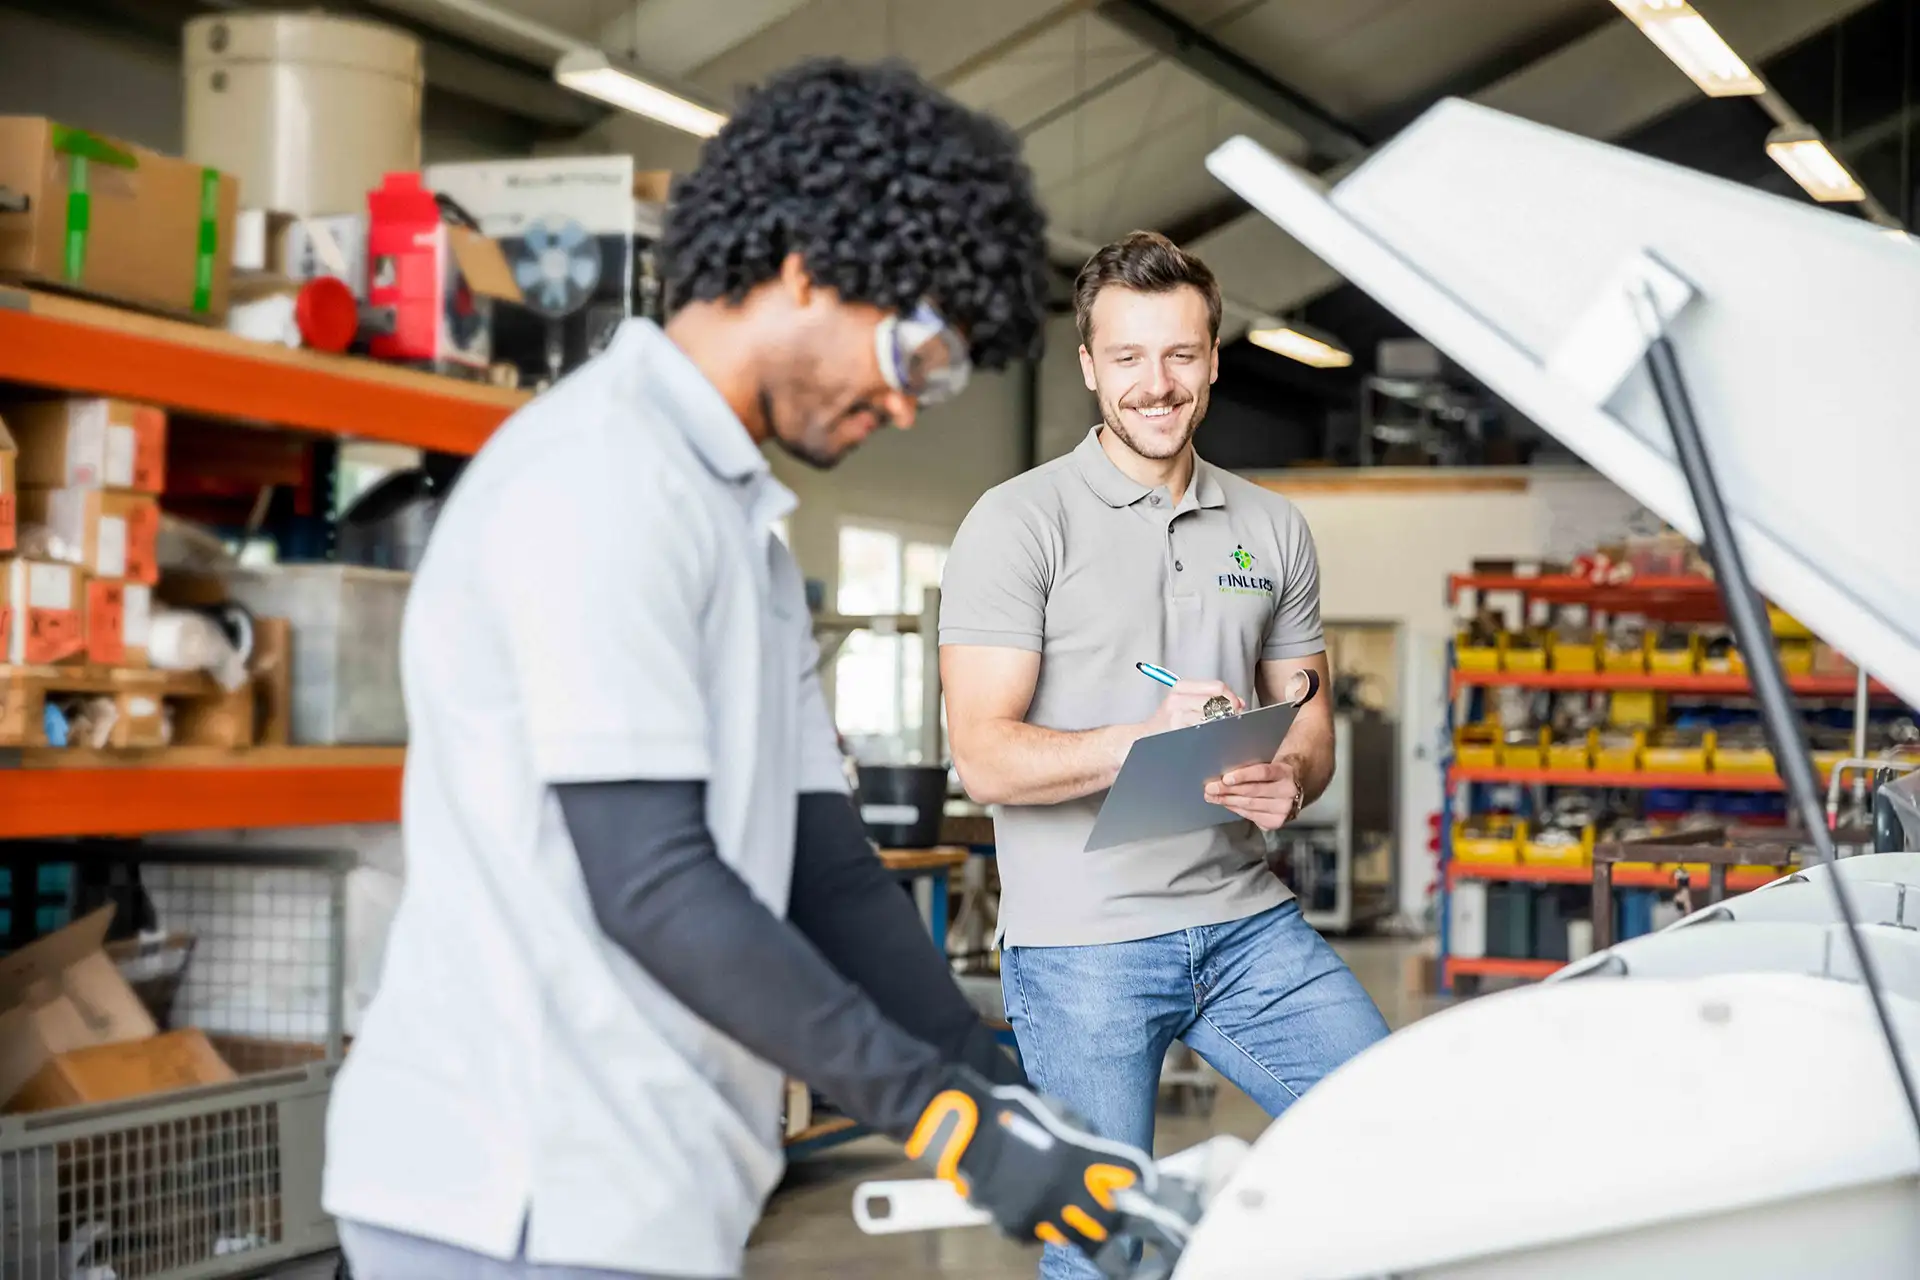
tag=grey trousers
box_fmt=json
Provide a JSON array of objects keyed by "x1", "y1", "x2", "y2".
[{"x1": 336, "y1": 1219, "x2": 696, "y2": 1280}]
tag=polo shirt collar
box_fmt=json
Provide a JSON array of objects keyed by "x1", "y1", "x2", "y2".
[
  {"x1": 1073, "y1": 426, "x2": 1227, "y2": 511},
  {"x1": 625, "y1": 319, "x2": 769, "y2": 485}
]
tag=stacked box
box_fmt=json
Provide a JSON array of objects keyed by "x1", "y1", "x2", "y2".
[{"x1": 5, "y1": 397, "x2": 164, "y2": 667}]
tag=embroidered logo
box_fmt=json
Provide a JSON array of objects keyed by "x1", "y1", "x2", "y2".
[{"x1": 1217, "y1": 544, "x2": 1275, "y2": 597}]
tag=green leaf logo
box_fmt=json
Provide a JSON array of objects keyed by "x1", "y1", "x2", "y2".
[{"x1": 1232, "y1": 545, "x2": 1254, "y2": 572}]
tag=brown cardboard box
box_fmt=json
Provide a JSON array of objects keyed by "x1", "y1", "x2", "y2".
[
  {"x1": 0, "y1": 556, "x2": 83, "y2": 664},
  {"x1": 0, "y1": 906, "x2": 159, "y2": 1109},
  {"x1": 9, "y1": 1028, "x2": 236, "y2": 1113},
  {"x1": 84, "y1": 577, "x2": 151, "y2": 666},
  {"x1": 0, "y1": 117, "x2": 239, "y2": 322},
  {"x1": 0, "y1": 416, "x2": 14, "y2": 554},
  {"x1": 18, "y1": 488, "x2": 159, "y2": 584},
  {"x1": 3, "y1": 397, "x2": 167, "y2": 493}
]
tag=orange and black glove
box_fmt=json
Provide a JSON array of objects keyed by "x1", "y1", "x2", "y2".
[{"x1": 905, "y1": 1065, "x2": 1154, "y2": 1260}]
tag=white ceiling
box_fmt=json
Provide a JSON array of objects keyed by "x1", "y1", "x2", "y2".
[{"x1": 374, "y1": 0, "x2": 1870, "y2": 338}]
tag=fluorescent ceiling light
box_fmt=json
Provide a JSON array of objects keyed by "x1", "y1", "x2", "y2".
[
  {"x1": 1766, "y1": 127, "x2": 1866, "y2": 203},
  {"x1": 1610, "y1": 1, "x2": 1765, "y2": 97},
  {"x1": 1247, "y1": 324, "x2": 1353, "y2": 369},
  {"x1": 555, "y1": 49, "x2": 727, "y2": 138}
]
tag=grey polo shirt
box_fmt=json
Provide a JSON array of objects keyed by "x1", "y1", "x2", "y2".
[{"x1": 940, "y1": 427, "x2": 1325, "y2": 948}]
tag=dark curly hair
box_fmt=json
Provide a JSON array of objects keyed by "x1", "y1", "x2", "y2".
[{"x1": 660, "y1": 58, "x2": 1052, "y2": 370}]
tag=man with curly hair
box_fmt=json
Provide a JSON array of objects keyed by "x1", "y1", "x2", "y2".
[{"x1": 323, "y1": 59, "x2": 1152, "y2": 1280}]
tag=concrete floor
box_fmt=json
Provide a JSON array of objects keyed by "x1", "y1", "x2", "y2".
[
  {"x1": 284, "y1": 937, "x2": 1432, "y2": 1280},
  {"x1": 745, "y1": 936, "x2": 1431, "y2": 1279}
]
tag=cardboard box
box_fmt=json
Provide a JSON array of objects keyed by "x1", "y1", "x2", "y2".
[
  {"x1": 85, "y1": 578, "x2": 151, "y2": 666},
  {"x1": 367, "y1": 171, "x2": 521, "y2": 369},
  {"x1": 9, "y1": 1027, "x2": 236, "y2": 1113},
  {"x1": 17, "y1": 488, "x2": 159, "y2": 583},
  {"x1": 0, "y1": 415, "x2": 14, "y2": 553},
  {"x1": 0, "y1": 117, "x2": 239, "y2": 322},
  {"x1": 3, "y1": 397, "x2": 167, "y2": 493},
  {"x1": 0, "y1": 906, "x2": 159, "y2": 1109},
  {"x1": 0, "y1": 556, "x2": 83, "y2": 664}
]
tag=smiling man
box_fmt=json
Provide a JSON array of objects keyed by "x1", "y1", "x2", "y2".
[{"x1": 940, "y1": 231, "x2": 1391, "y2": 1280}]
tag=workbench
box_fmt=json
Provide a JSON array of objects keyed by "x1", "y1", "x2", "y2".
[{"x1": 876, "y1": 845, "x2": 967, "y2": 954}]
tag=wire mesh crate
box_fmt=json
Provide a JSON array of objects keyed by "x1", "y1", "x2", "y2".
[{"x1": 1, "y1": 843, "x2": 350, "y2": 1280}]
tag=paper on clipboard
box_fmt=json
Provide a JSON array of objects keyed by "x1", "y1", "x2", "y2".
[{"x1": 1083, "y1": 701, "x2": 1299, "y2": 852}]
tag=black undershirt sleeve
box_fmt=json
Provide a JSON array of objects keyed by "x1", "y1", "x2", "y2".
[
  {"x1": 556, "y1": 778, "x2": 946, "y2": 1139},
  {"x1": 788, "y1": 791, "x2": 1025, "y2": 1088}
]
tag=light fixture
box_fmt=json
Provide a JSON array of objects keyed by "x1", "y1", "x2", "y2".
[
  {"x1": 1610, "y1": 1, "x2": 1765, "y2": 97},
  {"x1": 555, "y1": 49, "x2": 728, "y2": 138},
  {"x1": 1766, "y1": 126, "x2": 1867, "y2": 203},
  {"x1": 1247, "y1": 323, "x2": 1353, "y2": 369}
]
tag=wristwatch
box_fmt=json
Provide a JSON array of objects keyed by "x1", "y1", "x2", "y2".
[{"x1": 1202, "y1": 695, "x2": 1234, "y2": 721}]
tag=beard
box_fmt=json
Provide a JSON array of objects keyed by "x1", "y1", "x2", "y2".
[
  {"x1": 1097, "y1": 381, "x2": 1210, "y2": 461},
  {"x1": 760, "y1": 388, "x2": 885, "y2": 471}
]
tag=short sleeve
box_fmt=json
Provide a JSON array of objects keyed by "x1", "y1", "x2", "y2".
[
  {"x1": 778, "y1": 543, "x2": 852, "y2": 795},
  {"x1": 1264, "y1": 509, "x2": 1326, "y2": 661},
  {"x1": 938, "y1": 492, "x2": 1051, "y2": 652},
  {"x1": 483, "y1": 448, "x2": 712, "y2": 784}
]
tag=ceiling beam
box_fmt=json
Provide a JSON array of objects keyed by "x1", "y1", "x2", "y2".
[
  {"x1": 1094, "y1": 0, "x2": 1369, "y2": 165},
  {"x1": 937, "y1": 0, "x2": 1102, "y2": 88}
]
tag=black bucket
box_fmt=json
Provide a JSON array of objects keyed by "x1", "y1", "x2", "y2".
[{"x1": 856, "y1": 765, "x2": 950, "y2": 848}]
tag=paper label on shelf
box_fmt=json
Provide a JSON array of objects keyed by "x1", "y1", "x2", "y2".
[
  {"x1": 123, "y1": 584, "x2": 152, "y2": 648},
  {"x1": 94, "y1": 514, "x2": 127, "y2": 580},
  {"x1": 862, "y1": 804, "x2": 919, "y2": 826},
  {"x1": 131, "y1": 407, "x2": 165, "y2": 492},
  {"x1": 124, "y1": 500, "x2": 158, "y2": 584},
  {"x1": 86, "y1": 579, "x2": 125, "y2": 664},
  {"x1": 104, "y1": 423, "x2": 136, "y2": 489},
  {"x1": 0, "y1": 493, "x2": 13, "y2": 553},
  {"x1": 0, "y1": 604, "x2": 11, "y2": 663},
  {"x1": 69, "y1": 400, "x2": 107, "y2": 488}
]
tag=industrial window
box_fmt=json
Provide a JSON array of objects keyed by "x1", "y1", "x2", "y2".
[{"x1": 834, "y1": 523, "x2": 947, "y2": 761}]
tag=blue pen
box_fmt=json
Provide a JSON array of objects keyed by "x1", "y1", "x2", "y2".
[{"x1": 1136, "y1": 661, "x2": 1180, "y2": 688}]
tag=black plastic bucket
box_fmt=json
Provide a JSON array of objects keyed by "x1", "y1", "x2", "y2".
[{"x1": 856, "y1": 765, "x2": 949, "y2": 848}]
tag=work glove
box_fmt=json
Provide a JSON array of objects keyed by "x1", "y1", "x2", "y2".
[{"x1": 905, "y1": 1065, "x2": 1154, "y2": 1259}]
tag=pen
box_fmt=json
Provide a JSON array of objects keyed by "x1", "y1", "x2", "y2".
[{"x1": 1136, "y1": 661, "x2": 1179, "y2": 688}]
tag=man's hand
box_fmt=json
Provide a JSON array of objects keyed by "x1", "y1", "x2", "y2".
[
  {"x1": 907, "y1": 1067, "x2": 1154, "y2": 1260},
  {"x1": 1140, "y1": 680, "x2": 1242, "y2": 737},
  {"x1": 1205, "y1": 755, "x2": 1305, "y2": 831}
]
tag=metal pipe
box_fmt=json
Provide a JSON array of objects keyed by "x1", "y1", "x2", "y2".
[{"x1": 1641, "y1": 323, "x2": 1920, "y2": 1142}]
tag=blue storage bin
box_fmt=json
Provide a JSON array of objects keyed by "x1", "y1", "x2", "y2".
[
  {"x1": 1616, "y1": 889, "x2": 1656, "y2": 942},
  {"x1": 35, "y1": 863, "x2": 75, "y2": 897}
]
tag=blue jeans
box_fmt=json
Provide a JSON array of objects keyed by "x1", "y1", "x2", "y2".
[{"x1": 1001, "y1": 900, "x2": 1389, "y2": 1280}]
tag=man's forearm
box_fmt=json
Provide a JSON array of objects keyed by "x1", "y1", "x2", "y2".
[
  {"x1": 952, "y1": 718, "x2": 1140, "y2": 806},
  {"x1": 1279, "y1": 711, "x2": 1337, "y2": 806}
]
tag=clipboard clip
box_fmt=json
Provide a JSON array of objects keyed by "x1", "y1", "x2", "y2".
[{"x1": 1203, "y1": 669, "x2": 1320, "y2": 722}]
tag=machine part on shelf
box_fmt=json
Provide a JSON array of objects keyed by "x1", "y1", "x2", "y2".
[
  {"x1": 184, "y1": 12, "x2": 424, "y2": 219},
  {"x1": 295, "y1": 276, "x2": 363, "y2": 353},
  {"x1": 1826, "y1": 757, "x2": 1920, "y2": 831},
  {"x1": 335, "y1": 466, "x2": 449, "y2": 572}
]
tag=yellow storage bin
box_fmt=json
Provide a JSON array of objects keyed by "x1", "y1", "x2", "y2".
[
  {"x1": 1547, "y1": 729, "x2": 1595, "y2": 772},
  {"x1": 1715, "y1": 742, "x2": 1776, "y2": 775},
  {"x1": 1454, "y1": 817, "x2": 1523, "y2": 866},
  {"x1": 1812, "y1": 749, "x2": 1849, "y2": 779},
  {"x1": 1644, "y1": 728, "x2": 1713, "y2": 773},
  {"x1": 1604, "y1": 634, "x2": 1650, "y2": 673},
  {"x1": 1777, "y1": 639, "x2": 1814, "y2": 675},
  {"x1": 1647, "y1": 633, "x2": 1701, "y2": 676},
  {"x1": 1609, "y1": 690, "x2": 1664, "y2": 728},
  {"x1": 1503, "y1": 631, "x2": 1549, "y2": 673},
  {"x1": 1524, "y1": 824, "x2": 1594, "y2": 868},
  {"x1": 1594, "y1": 729, "x2": 1645, "y2": 773},
  {"x1": 1456, "y1": 631, "x2": 1502, "y2": 671},
  {"x1": 1454, "y1": 722, "x2": 1501, "y2": 770},
  {"x1": 1500, "y1": 727, "x2": 1549, "y2": 771},
  {"x1": 1551, "y1": 636, "x2": 1600, "y2": 673},
  {"x1": 1768, "y1": 605, "x2": 1812, "y2": 639}
]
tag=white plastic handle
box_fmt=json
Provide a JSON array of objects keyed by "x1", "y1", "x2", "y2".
[{"x1": 851, "y1": 1179, "x2": 993, "y2": 1235}]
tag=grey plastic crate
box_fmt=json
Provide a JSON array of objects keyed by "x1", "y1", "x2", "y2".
[{"x1": 223, "y1": 565, "x2": 411, "y2": 745}]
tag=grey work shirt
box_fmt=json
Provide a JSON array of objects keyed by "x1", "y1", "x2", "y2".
[{"x1": 940, "y1": 427, "x2": 1325, "y2": 948}]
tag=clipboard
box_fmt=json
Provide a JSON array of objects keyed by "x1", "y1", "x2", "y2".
[{"x1": 1084, "y1": 672, "x2": 1319, "y2": 852}]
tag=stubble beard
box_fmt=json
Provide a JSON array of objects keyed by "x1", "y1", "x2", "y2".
[{"x1": 1098, "y1": 382, "x2": 1210, "y2": 461}]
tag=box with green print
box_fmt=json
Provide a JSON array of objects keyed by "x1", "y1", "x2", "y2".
[{"x1": 0, "y1": 118, "x2": 238, "y2": 322}]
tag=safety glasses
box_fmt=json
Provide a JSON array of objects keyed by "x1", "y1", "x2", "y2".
[{"x1": 875, "y1": 301, "x2": 970, "y2": 406}]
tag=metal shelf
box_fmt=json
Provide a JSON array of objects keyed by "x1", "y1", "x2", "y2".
[
  {"x1": 0, "y1": 286, "x2": 524, "y2": 455},
  {"x1": 0, "y1": 747, "x2": 405, "y2": 838},
  {"x1": 1444, "y1": 956, "x2": 1563, "y2": 981},
  {"x1": 1449, "y1": 765, "x2": 1783, "y2": 791},
  {"x1": 1448, "y1": 861, "x2": 1785, "y2": 891},
  {"x1": 1450, "y1": 670, "x2": 1887, "y2": 697}
]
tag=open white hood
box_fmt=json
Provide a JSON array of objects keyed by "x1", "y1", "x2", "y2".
[{"x1": 1206, "y1": 101, "x2": 1920, "y2": 707}]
